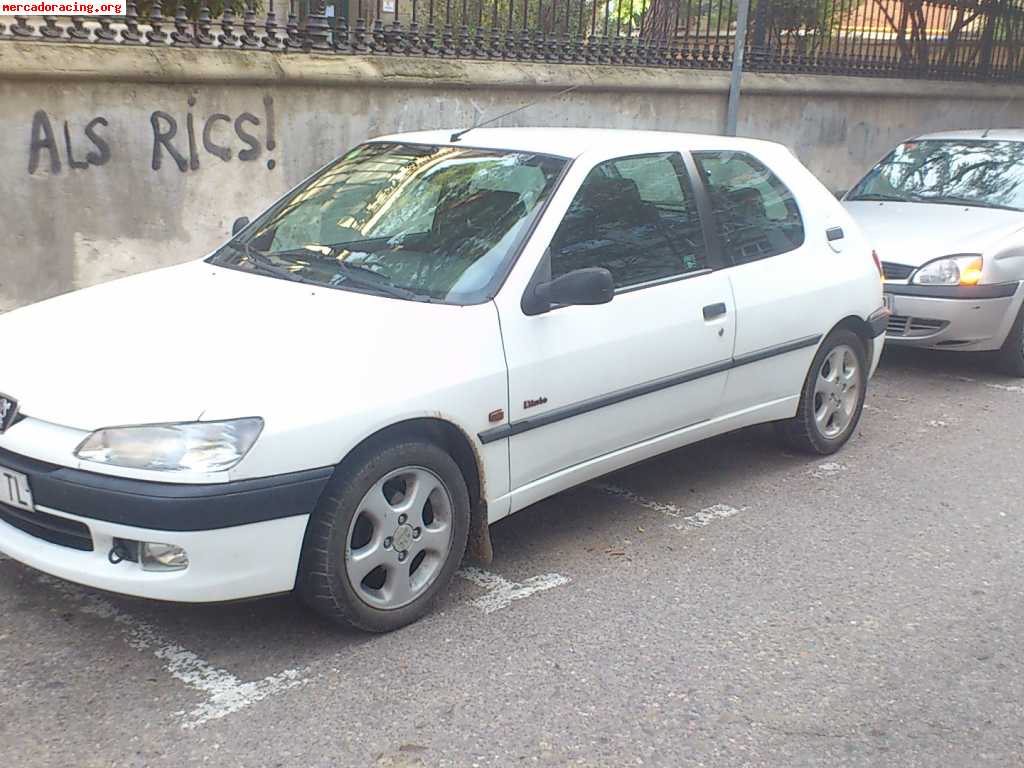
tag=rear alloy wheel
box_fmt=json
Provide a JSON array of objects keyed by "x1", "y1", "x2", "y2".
[
  {"x1": 776, "y1": 329, "x2": 868, "y2": 455},
  {"x1": 298, "y1": 440, "x2": 470, "y2": 632}
]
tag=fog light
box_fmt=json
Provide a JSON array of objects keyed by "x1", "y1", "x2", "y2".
[{"x1": 140, "y1": 542, "x2": 189, "y2": 572}]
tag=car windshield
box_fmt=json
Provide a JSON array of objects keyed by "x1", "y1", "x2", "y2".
[
  {"x1": 847, "y1": 139, "x2": 1024, "y2": 212},
  {"x1": 208, "y1": 142, "x2": 567, "y2": 303}
]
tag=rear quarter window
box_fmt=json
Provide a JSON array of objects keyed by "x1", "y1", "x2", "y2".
[{"x1": 694, "y1": 151, "x2": 805, "y2": 264}]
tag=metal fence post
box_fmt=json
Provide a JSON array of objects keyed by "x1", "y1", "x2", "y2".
[{"x1": 725, "y1": 0, "x2": 751, "y2": 137}]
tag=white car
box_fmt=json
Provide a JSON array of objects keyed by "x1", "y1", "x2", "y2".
[
  {"x1": 843, "y1": 130, "x2": 1024, "y2": 375},
  {"x1": 0, "y1": 129, "x2": 886, "y2": 632}
]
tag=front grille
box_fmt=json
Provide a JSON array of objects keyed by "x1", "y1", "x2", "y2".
[
  {"x1": 882, "y1": 262, "x2": 914, "y2": 281},
  {"x1": 0, "y1": 502, "x2": 93, "y2": 552},
  {"x1": 887, "y1": 315, "x2": 948, "y2": 338}
]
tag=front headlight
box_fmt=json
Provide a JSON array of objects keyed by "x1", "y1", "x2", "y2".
[
  {"x1": 75, "y1": 418, "x2": 263, "y2": 473},
  {"x1": 912, "y1": 254, "x2": 983, "y2": 286}
]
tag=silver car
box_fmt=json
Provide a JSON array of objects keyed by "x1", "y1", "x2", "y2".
[{"x1": 843, "y1": 130, "x2": 1024, "y2": 375}]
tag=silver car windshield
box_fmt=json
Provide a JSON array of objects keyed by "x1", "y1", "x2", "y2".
[
  {"x1": 847, "y1": 139, "x2": 1024, "y2": 212},
  {"x1": 209, "y1": 142, "x2": 567, "y2": 304}
]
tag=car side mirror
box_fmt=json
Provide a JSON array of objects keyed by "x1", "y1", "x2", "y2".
[
  {"x1": 231, "y1": 216, "x2": 250, "y2": 236},
  {"x1": 527, "y1": 267, "x2": 614, "y2": 314}
]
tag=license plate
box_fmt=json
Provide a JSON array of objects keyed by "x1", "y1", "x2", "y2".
[
  {"x1": 0, "y1": 465, "x2": 34, "y2": 512},
  {"x1": 883, "y1": 293, "x2": 894, "y2": 313}
]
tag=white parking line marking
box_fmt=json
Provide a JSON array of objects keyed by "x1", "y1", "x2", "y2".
[
  {"x1": 863, "y1": 403, "x2": 894, "y2": 416},
  {"x1": 812, "y1": 462, "x2": 846, "y2": 478},
  {"x1": 590, "y1": 483, "x2": 746, "y2": 534},
  {"x1": 457, "y1": 567, "x2": 569, "y2": 614},
  {"x1": 986, "y1": 383, "x2": 1024, "y2": 393},
  {"x1": 589, "y1": 482, "x2": 685, "y2": 517},
  {"x1": 35, "y1": 574, "x2": 307, "y2": 729},
  {"x1": 669, "y1": 503, "x2": 743, "y2": 531}
]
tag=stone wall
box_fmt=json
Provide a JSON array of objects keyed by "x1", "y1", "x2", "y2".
[{"x1": 2, "y1": 41, "x2": 1022, "y2": 310}]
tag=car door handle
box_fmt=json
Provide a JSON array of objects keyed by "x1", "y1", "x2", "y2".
[
  {"x1": 702, "y1": 302, "x2": 727, "y2": 321},
  {"x1": 826, "y1": 226, "x2": 845, "y2": 242}
]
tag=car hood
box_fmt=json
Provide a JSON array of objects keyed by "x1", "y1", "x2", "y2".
[
  {"x1": 843, "y1": 201, "x2": 1024, "y2": 267},
  {"x1": 0, "y1": 261, "x2": 490, "y2": 431}
]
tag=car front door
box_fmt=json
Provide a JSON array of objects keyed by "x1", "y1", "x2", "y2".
[{"x1": 490, "y1": 150, "x2": 736, "y2": 510}]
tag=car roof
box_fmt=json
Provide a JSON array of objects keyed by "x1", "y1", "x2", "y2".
[
  {"x1": 369, "y1": 127, "x2": 788, "y2": 159},
  {"x1": 913, "y1": 128, "x2": 1024, "y2": 142}
]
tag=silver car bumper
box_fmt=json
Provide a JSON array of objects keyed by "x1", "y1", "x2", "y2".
[{"x1": 884, "y1": 281, "x2": 1023, "y2": 352}]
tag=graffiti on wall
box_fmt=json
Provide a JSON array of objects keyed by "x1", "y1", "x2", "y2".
[{"x1": 28, "y1": 95, "x2": 277, "y2": 175}]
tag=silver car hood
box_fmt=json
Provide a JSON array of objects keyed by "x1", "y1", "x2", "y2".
[{"x1": 843, "y1": 201, "x2": 1024, "y2": 267}]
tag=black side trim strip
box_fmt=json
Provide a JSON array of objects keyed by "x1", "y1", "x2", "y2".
[
  {"x1": 732, "y1": 335, "x2": 821, "y2": 367},
  {"x1": 885, "y1": 282, "x2": 1020, "y2": 300},
  {"x1": 479, "y1": 358, "x2": 735, "y2": 444},
  {"x1": 479, "y1": 334, "x2": 822, "y2": 444}
]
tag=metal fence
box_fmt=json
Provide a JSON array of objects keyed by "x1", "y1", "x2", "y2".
[{"x1": 3, "y1": 0, "x2": 1023, "y2": 82}]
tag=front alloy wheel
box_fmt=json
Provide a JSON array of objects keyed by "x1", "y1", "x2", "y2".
[
  {"x1": 345, "y1": 467, "x2": 454, "y2": 610},
  {"x1": 298, "y1": 439, "x2": 470, "y2": 632}
]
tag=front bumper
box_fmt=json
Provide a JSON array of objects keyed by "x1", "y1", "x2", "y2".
[
  {"x1": 883, "y1": 282, "x2": 1023, "y2": 352},
  {"x1": 0, "y1": 447, "x2": 333, "y2": 602}
]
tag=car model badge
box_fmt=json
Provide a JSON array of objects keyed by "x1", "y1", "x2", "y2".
[{"x1": 0, "y1": 394, "x2": 19, "y2": 434}]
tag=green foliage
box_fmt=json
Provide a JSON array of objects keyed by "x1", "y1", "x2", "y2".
[{"x1": 599, "y1": 0, "x2": 856, "y2": 41}]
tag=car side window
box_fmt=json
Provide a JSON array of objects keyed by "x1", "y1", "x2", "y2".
[
  {"x1": 693, "y1": 151, "x2": 805, "y2": 264},
  {"x1": 549, "y1": 152, "x2": 708, "y2": 289}
]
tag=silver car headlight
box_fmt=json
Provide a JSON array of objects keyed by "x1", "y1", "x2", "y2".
[
  {"x1": 911, "y1": 254, "x2": 983, "y2": 286},
  {"x1": 75, "y1": 418, "x2": 263, "y2": 473}
]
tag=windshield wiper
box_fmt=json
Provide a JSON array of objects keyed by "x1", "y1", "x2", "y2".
[
  {"x1": 332, "y1": 262, "x2": 426, "y2": 301},
  {"x1": 262, "y1": 237, "x2": 393, "y2": 262},
  {"x1": 846, "y1": 192, "x2": 913, "y2": 203},
  {"x1": 915, "y1": 195, "x2": 1022, "y2": 212},
  {"x1": 226, "y1": 242, "x2": 310, "y2": 284},
  {"x1": 228, "y1": 242, "x2": 429, "y2": 301}
]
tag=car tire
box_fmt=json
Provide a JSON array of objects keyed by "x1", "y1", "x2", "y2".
[
  {"x1": 996, "y1": 304, "x2": 1024, "y2": 377},
  {"x1": 297, "y1": 439, "x2": 470, "y2": 633},
  {"x1": 775, "y1": 329, "x2": 868, "y2": 456}
]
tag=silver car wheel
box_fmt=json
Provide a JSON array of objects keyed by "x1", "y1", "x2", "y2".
[
  {"x1": 813, "y1": 344, "x2": 860, "y2": 439},
  {"x1": 345, "y1": 466, "x2": 454, "y2": 610}
]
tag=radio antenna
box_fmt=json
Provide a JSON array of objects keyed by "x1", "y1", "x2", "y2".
[
  {"x1": 982, "y1": 96, "x2": 1017, "y2": 138},
  {"x1": 450, "y1": 84, "x2": 579, "y2": 143}
]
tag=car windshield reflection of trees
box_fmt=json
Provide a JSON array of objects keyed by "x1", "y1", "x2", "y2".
[
  {"x1": 212, "y1": 142, "x2": 565, "y2": 303},
  {"x1": 848, "y1": 140, "x2": 1024, "y2": 211}
]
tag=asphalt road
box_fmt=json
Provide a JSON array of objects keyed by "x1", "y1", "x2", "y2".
[{"x1": 2, "y1": 346, "x2": 1023, "y2": 768}]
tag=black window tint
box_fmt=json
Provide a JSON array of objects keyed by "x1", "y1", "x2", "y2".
[
  {"x1": 550, "y1": 153, "x2": 708, "y2": 289},
  {"x1": 694, "y1": 151, "x2": 805, "y2": 264}
]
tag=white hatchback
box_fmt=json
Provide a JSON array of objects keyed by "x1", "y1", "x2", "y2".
[{"x1": 0, "y1": 129, "x2": 886, "y2": 632}]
